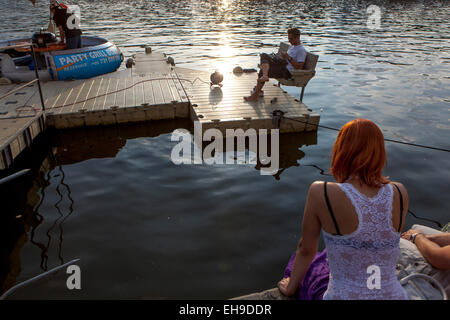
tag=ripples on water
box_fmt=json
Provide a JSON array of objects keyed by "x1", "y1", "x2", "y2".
[{"x1": 0, "y1": 0, "x2": 449, "y2": 299}]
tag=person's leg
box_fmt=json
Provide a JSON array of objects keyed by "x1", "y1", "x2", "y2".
[
  {"x1": 244, "y1": 79, "x2": 266, "y2": 101},
  {"x1": 259, "y1": 62, "x2": 270, "y2": 82},
  {"x1": 258, "y1": 53, "x2": 272, "y2": 82},
  {"x1": 65, "y1": 35, "x2": 82, "y2": 50},
  {"x1": 65, "y1": 36, "x2": 75, "y2": 50},
  {"x1": 244, "y1": 74, "x2": 267, "y2": 101}
]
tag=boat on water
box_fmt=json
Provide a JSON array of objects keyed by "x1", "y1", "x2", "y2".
[{"x1": 0, "y1": 32, "x2": 123, "y2": 82}]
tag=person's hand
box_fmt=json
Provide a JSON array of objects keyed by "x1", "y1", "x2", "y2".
[
  {"x1": 281, "y1": 52, "x2": 289, "y2": 60},
  {"x1": 401, "y1": 229, "x2": 422, "y2": 240},
  {"x1": 277, "y1": 277, "x2": 296, "y2": 296}
]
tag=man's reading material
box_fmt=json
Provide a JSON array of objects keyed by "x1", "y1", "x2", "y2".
[{"x1": 277, "y1": 42, "x2": 290, "y2": 56}]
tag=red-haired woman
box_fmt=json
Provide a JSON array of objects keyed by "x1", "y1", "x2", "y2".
[{"x1": 278, "y1": 118, "x2": 409, "y2": 299}]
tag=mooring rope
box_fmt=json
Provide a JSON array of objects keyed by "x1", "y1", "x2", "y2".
[{"x1": 273, "y1": 112, "x2": 450, "y2": 153}]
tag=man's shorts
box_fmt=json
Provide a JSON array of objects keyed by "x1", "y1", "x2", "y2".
[{"x1": 259, "y1": 53, "x2": 292, "y2": 79}]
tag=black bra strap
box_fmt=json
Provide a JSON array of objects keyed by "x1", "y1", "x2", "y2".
[
  {"x1": 324, "y1": 182, "x2": 342, "y2": 236},
  {"x1": 392, "y1": 183, "x2": 404, "y2": 232}
]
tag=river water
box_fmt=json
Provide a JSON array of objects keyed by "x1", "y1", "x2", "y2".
[{"x1": 0, "y1": 0, "x2": 449, "y2": 299}]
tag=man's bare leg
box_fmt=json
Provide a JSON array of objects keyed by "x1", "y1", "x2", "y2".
[
  {"x1": 244, "y1": 63, "x2": 270, "y2": 101},
  {"x1": 259, "y1": 63, "x2": 270, "y2": 82}
]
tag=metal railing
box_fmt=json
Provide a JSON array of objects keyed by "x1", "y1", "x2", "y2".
[
  {"x1": 0, "y1": 168, "x2": 30, "y2": 184},
  {"x1": 0, "y1": 43, "x2": 46, "y2": 111}
]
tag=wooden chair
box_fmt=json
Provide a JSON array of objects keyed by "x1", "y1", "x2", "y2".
[{"x1": 276, "y1": 51, "x2": 319, "y2": 102}]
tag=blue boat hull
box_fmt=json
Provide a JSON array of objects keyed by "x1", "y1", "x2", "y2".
[
  {"x1": 0, "y1": 36, "x2": 123, "y2": 82},
  {"x1": 52, "y1": 38, "x2": 123, "y2": 80}
]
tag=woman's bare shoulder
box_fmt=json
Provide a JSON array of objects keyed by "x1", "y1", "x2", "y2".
[
  {"x1": 309, "y1": 181, "x2": 340, "y2": 195},
  {"x1": 390, "y1": 181, "x2": 408, "y2": 195}
]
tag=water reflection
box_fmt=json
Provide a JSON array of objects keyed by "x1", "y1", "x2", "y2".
[
  {"x1": 52, "y1": 119, "x2": 192, "y2": 165},
  {"x1": 209, "y1": 86, "x2": 224, "y2": 107},
  {"x1": 1, "y1": 119, "x2": 192, "y2": 294},
  {"x1": 28, "y1": 162, "x2": 75, "y2": 270},
  {"x1": 0, "y1": 0, "x2": 449, "y2": 299},
  {"x1": 0, "y1": 137, "x2": 54, "y2": 293},
  {"x1": 200, "y1": 131, "x2": 318, "y2": 179}
]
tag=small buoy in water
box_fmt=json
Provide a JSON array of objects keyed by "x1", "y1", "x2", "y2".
[
  {"x1": 126, "y1": 58, "x2": 135, "y2": 69},
  {"x1": 210, "y1": 71, "x2": 224, "y2": 87},
  {"x1": 167, "y1": 56, "x2": 175, "y2": 66},
  {"x1": 233, "y1": 66, "x2": 243, "y2": 74}
]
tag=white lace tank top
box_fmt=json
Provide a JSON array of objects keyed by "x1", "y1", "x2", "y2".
[{"x1": 322, "y1": 183, "x2": 408, "y2": 300}]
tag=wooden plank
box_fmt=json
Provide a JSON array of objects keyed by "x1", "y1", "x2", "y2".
[
  {"x1": 143, "y1": 75, "x2": 155, "y2": 106},
  {"x1": 171, "y1": 73, "x2": 189, "y2": 103},
  {"x1": 132, "y1": 77, "x2": 142, "y2": 106},
  {"x1": 116, "y1": 77, "x2": 127, "y2": 108},
  {"x1": 90, "y1": 78, "x2": 104, "y2": 111},
  {"x1": 195, "y1": 110, "x2": 312, "y2": 121},
  {"x1": 68, "y1": 81, "x2": 88, "y2": 113},
  {"x1": 0, "y1": 118, "x2": 28, "y2": 147},
  {"x1": 44, "y1": 86, "x2": 64, "y2": 112},
  {"x1": 134, "y1": 77, "x2": 145, "y2": 107},
  {"x1": 152, "y1": 79, "x2": 165, "y2": 105},
  {"x1": 160, "y1": 78, "x2": 174, "y2": 104},
  {"x1": 0, "y1": 85, "x2": 38, "y2": 118},
  {"x1": 56, "y1": 85, "x2": 77, "y2": 115},
  {"x1": 0, "y1": 112, "x2": 44, "y2": 169},
  {"x1": 99, "y1": 78, "x2": 111, "y2": 110},
  {"x1": 125, "y1": 77, "x2": 135, "y2": 107},
  {"x1": 80, "y1": 79, "x2": 98, "y2": 112},
  {"x1": 103, "y1": 78, "x2": 120, "y2": 109},
  {"x1": 167, "y1": 73, "x2": 182, "y2": 103},
  {"x1": 193, "y1": 102, "x2": 303, "y2": 112},
  {"x1": 0, "y1": 83, "x2": 19, "y2": 97},
  {"x1": 134, "y1": 52, "x2": 172, "y2": 75},
  {"x1": 193, "y1": 103, "x2": 308, "y2": 113}
]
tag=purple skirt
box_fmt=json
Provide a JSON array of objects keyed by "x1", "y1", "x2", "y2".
[{"x1": 283, "y1": 249, "x2": 330, "y2": 300}]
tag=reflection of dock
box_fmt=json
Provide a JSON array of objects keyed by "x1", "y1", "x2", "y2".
[
  {"x1": 200, "y1": 131, "x2": 317, "y2": 179},
  {"x1": 0, "y1": 50, "x2": 320, "y2": 170}
]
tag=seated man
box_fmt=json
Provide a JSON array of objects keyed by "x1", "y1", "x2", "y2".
[{"x1": 244, "y1": 28, "x2": 307, "y2": 102}]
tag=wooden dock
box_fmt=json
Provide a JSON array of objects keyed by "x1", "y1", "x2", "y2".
[
  {"x1": 0, "y1": 49, "x2": 320, "y2": 170},
  {"x1": 175, "y1": 67, "x2": 319, "y2": 134}
]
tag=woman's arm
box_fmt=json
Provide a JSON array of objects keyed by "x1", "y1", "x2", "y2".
[
  {"x1": 278, "y1": 182, "x2": 322, "y2": 296},
  {"x1": 402, "y1": 230, "x2": 450, "y2": 270},
  {"x1": 414, "y1": 234, "x2": 450, "y2": 270},
  {"x1": 427, "y1": 233, "x2": 450, "y2": 247},
  {"x1": 392, "y1": 182, "x2": 409, "y2": 232}
]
